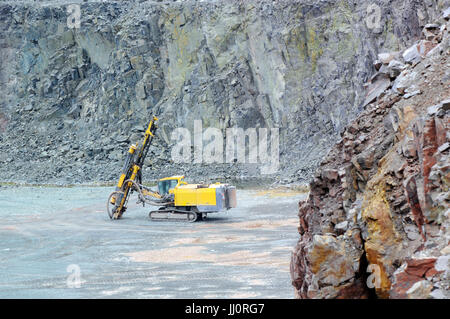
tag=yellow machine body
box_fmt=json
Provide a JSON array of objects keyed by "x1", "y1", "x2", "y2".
[
  {"x1": 158, "y1": 176, "x2": 237, "y2": 213},
  {"x1": 174, "y1": 185, "x2": 218, "y2": 207}
]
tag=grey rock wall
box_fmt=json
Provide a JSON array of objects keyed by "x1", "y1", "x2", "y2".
[{"x1": 0, "y1": 0, "x2": 445, "y2": 184}]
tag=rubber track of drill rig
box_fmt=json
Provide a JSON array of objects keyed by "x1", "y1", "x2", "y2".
[{"x1": 149, "y1": 208, "x2": 200, "y2": 222}]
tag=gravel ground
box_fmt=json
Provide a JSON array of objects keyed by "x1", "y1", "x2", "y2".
[{"x1": 0, "y1": 186, "x2": 305, "y2": 298}]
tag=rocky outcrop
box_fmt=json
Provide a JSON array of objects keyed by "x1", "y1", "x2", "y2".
[
  {"x1": 291, "y1": 9, "x2": 450, "y2": 299},
  {"x1": 0, "y1": 0, "x2": 445, "y2": 184}
]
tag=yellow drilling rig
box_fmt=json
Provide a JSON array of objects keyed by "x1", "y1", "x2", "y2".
[{"x1": 107, "y1": 116, "x2": 237, "y2": 222}]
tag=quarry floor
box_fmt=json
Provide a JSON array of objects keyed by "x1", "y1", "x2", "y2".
[{"x1": 0, "y1": 186, "x2": 305, "y2": 298}]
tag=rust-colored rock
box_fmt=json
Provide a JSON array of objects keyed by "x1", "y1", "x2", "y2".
[
  {"x1": 422, "y1": 117, "x2": 438, "y2": 209},
  {"x1": 390, "y1": 268, "x2": 422, "y2": 299},
  {"x1": 403, "y1": 176, "x2": 426, "y2": 239},
  {"x1": 291, "y1": 17, "x2": 450, "y2": 299},
  {"x1": 390, "y1": 258, "x2": 441, "y2": 298},
  {"x1": 405, "y1": 258, "x2": 437, "y2": 277},
  {"x1": 335, "y1": 279, "x2": 371, "y2": 299}
]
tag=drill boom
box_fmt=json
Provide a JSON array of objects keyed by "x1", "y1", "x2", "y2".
[{"x1": 109, "y1": 116, "x2": 158, "y2": 219}]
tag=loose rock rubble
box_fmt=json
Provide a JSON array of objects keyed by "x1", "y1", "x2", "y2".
[{"x1": 291, "y1": 8, "x2": 450, "y2": 299}]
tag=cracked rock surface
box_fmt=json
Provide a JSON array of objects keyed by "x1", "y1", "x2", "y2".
[
  {"x1": 0, "y1": 0, "x2": 445, "y2": 184},
  {"x1": 291, "y1": 8, "x2": 450, "y2": 299}
]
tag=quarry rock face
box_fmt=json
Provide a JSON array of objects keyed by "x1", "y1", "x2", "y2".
[
  {"x1": 0, "y1": 0, "x2": 445, "y2": 184},
  {"x1": 291, "y1": 9, "x2": 450, "y2": 299}
]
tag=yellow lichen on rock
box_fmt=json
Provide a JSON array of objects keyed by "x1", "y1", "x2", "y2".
[{"x1": 362, "y1": 177, "x2": 403, "y2": 298}]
